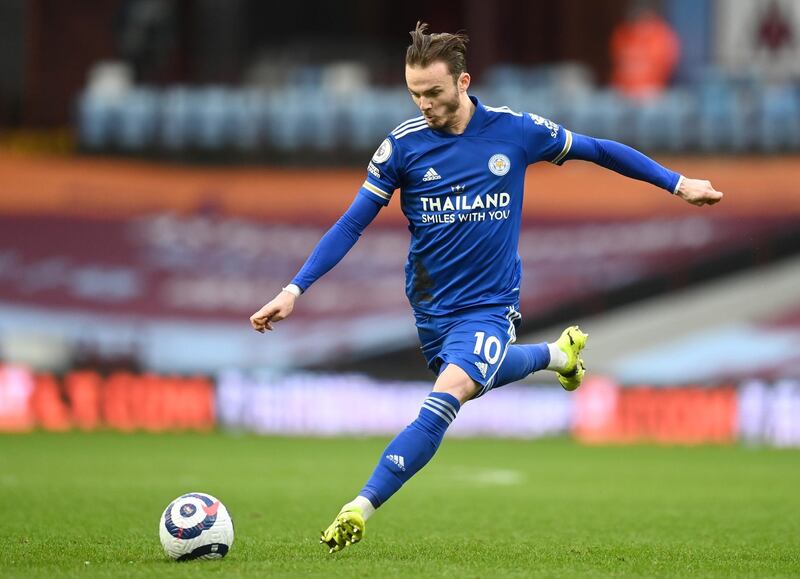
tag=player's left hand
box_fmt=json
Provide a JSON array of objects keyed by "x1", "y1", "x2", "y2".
[{"x1": 676, "y1": 178, "x2": 723, "y2": 206}]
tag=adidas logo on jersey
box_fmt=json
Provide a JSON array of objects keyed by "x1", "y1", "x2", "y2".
[
  {"x1": 422, "y1": 167, "x2": 442, "y2": 182},
  {"x1": 367, "y1": 161, "x2": 381, "y2": 179},
  {"x1": 386, "y1": 454, "x2": 406, "y2": 471},
  {"x1": 475, "y1": 361, "x2": 488, "y2": 378}
]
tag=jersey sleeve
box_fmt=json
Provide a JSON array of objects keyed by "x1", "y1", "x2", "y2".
[
  {"x1": 358, "y1": 135, "x2": 403, "y2": 206},
  {"x1": 522, "y1": 113, "x2": 573, "y2": 166},
  {"x1": 566, "y1": 133, "x2": 682, "y2": 193},
  {"x1": 289, "y1": 193, "x2": 383, "y2": 292}
]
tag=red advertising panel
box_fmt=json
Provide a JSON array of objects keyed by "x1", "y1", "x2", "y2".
[
  {"x1": 0, "y1": 366, "x2": 214, "y2": 432},
  {"x1": 574, "y1": 377, "x2": 737, "y2": 444}
]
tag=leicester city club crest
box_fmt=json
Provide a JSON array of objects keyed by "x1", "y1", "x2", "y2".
[{"x1": 488, "y1": 154, "x2": 511, "y2": 176}]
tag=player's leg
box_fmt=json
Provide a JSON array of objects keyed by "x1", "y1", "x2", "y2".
[
  {"x1": 358, "y1": 363, "x2": 475, "y2": 512},
  {"x1": 490, "y1": 343, "x2": 550, "y2": 387},
  {"x1": 491, "y1": 326, "x2": 588, "y2": 391},
  {"x1": 320, "y1": 310, "x2": 489, "y2": 553},
  {"x1": 359, "y1": 363, "x2": 472, "y2": 507},
  {"x1": 432, "y1": 360, "x2": 481, "y2": 402},
  {"x1": 320, "y1": 364, "x2": 474, "y2": 553}
]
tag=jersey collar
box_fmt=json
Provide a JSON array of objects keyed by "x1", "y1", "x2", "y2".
[{"x1": 432, "y1": 95, "x2": 486, "y2": 138}]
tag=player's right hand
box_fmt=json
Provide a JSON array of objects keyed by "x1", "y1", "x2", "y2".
[{"x1": 250, "y1": 290, "x2": 296, "y2": 333}]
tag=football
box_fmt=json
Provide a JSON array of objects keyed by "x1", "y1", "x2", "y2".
[{"x1": 158, "y1": 492, "x2": 234, "y2": 561}]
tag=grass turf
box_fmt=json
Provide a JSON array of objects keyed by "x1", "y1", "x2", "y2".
[{"x1": 0, "y1": 432, "x2": 798, "y2": 578}]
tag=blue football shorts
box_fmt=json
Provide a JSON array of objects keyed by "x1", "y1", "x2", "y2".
[{"x1": 414, "y1": 303, "x2": 522, "y2": 398}]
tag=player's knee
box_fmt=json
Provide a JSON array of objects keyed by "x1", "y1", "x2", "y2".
[{"x1": 433, "y1": 363, "x2": 480, "y2": 404}]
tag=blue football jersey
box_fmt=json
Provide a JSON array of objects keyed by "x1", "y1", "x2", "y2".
[{"x1": 359, "y1": 96, "x2": 572, "y2": 315}]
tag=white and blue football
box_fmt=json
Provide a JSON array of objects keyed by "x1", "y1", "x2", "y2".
[{"x1": 159, "y1": 492, "x2": 234, "y2": 561}]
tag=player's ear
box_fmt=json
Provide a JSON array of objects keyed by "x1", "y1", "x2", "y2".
[{"x1": 458, "y1": 72, "x2": 470, "y2": 93}]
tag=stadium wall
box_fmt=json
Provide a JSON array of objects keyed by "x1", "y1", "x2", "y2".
[
  {"x1": 1, "y1": 152, "x2": 800, "y2": 221},
  {"x1": 1, "y1": 365, "x2": 798, "y2": 447}
]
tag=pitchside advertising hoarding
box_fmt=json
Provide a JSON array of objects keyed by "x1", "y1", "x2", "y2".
[{"x1": 0, "y1": 365, "x2": 798, "y2": 447}]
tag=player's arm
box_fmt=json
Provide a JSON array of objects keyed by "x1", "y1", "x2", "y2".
[
  {"x1": 249, "y1": 194, "x2": 382, "y2": 333},
  {"x1": 565, "y1": 134, "x2": 723, "y2": 206},
  {"x1": 250, "y1": 137, "x2": 400, "y2": 333}
]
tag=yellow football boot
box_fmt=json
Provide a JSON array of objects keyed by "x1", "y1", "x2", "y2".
[
  {"x1": 555, "y1": 325, "x2": 588, "y2": 391},
  {"x1": 320, "y1": 506, "x2": 365, "y2": 554}
]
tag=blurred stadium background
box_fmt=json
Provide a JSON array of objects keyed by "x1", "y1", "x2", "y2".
[{"x1": 2, "y1": 0, "x2": 800, "y2": 446}]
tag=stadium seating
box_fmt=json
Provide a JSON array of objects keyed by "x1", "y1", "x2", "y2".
[{"x1": 76, "y1": 66, "x2": 800, "y2": 156}]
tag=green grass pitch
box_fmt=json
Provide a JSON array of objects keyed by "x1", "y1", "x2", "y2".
[{"x1": 1, "y1": 432, "x2": 798, "y2": 578}]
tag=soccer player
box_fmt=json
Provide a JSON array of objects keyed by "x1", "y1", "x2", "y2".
[{"x1": 249, "y1": 22, "x2": 722, "y2": 553}]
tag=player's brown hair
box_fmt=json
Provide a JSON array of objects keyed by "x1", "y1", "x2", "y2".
[{"x1": 406, "y1": 21, "x2": 469, "y2": 80}]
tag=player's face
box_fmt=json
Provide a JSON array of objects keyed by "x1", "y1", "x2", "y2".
[{"x1": 406, "y1": 61, "x2": 469, "y2": 131}]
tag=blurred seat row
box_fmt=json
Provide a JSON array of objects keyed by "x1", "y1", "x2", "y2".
[{"x1": 77, "y1": 78, "x2": 800, "y2": 155}]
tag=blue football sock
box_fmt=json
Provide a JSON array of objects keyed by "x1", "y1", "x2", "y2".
[
  {"x1": 492, "y1": 343, "x2": 550, "y2": 388},
  {"x1": 360, "y1": 391, "x2": 460, "y2": 508}
]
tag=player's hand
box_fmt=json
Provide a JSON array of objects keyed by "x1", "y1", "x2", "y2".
[
  {"x1": 249, "y1": 290, "x2": 296, "y2": 333},
  {"x1": 676, "y1": 178, "x2": 723, "y2": 207}
]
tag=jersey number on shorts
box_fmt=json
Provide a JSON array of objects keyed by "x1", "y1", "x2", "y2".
[{"x1": 473, "y1": 332, "x2": 502, "y2": 364}]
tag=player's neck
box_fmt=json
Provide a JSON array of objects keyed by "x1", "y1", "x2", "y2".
[{"x1": 447, "y1": 96, "x2": 476, "y2": 135}]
